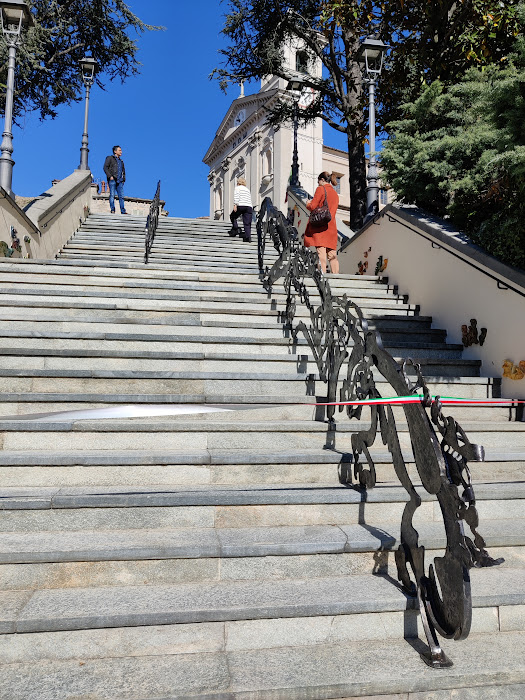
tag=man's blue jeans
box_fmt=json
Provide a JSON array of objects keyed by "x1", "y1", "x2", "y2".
[{"x1": 109, "y1": 179, "x2": 126, "y2": 213}]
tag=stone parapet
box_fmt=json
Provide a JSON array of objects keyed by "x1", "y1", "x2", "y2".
[
  {"x1": 91, "y1": 181, "x2": 167, "y2": 217},
  {"x1": 0, "y1": 186, "x2": 39, "y2": 259},
  {"x1": 0, "y1": 170, "x2": 93, "y2": 261}
]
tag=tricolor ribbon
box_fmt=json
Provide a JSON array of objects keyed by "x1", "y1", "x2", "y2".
[{"x1": 3, "y1": 396, "x2": 523, "y2": 422}]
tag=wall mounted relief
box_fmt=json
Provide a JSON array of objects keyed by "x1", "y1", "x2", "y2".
[
  {"x1": 502, "y1": 360, "x2": 525, "y2": 381},
  {"x1": 10, "y1": 226, "x2": 21, "y2": 253},
  {"x1": 461, "y1": 319, "x2": 487, "y2": 348},
  {"x1": 0, "y1": 241, "x2": 14, "y2": 258},
  {"x1": 356, "y1": 247, "x2": 372, "y2": 275},
  {"x1": 375, "y1": 255, "x2": 388, "y2": 275}
]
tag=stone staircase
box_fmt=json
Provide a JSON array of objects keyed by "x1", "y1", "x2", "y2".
[{"x1": 0, "y1": 212, "x2": 524, "y2": 699}]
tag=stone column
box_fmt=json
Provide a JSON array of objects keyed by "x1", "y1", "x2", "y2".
[
  {"x1": 248, "y1": 130, "x2": 261, "y2": 211},
  {"x1": 207, "y1": 171, "x2": 215, "y2": 219},
  {"x1": 220, "y1": 158, "x2": 232, "y2": 222}
]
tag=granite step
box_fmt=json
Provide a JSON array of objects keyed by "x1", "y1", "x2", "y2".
[
  {"x1": 61, "y1": 244, "x2": 271, "y2": 264},
  {"x1": 1, "y1": 630, "x2": 525, "y2": 700},
  {"x1": 0, "y1": 443, "x2": 522, "y2": 486},
  {"x1": 0, "y1": 325, "x2": 450, "y2": 349},
  {"x1": 0, "y1": 304, "x2": 422, "y2": 325},
  {"x1": 1, "y1": 417, "x2": 522, "y2": 450},
  {"x1": 2, "y1": 255, "x2": 271, "y2": 275},
  {"x1": 57, "y1": 254, "x2": 264, "y2": 272},
  {"x1": 0, "y1": 268, "x2": 391, "y2": 295},
  {"x1": 0, "y1": 395, "x2": 518, "y2": 422},
  {"x1": 0, "y1": 520, "x2": 522, "y2": 565},
  {"x1": 66, "y1": 235, "x2": 274, "y2": 250},
  {"x1": 0, "y1": 374, "x2": 495, "y2": 397},
  {"x1": 6, "y1": 422, "x2": 521, "y2": 452},
  {"x1": 0, "y1": 482, "x2": 522, "y2": 532},
  {"x1": 0, "y1": 345, "x2": 468, "y2": 371},
  {"x1": 0, "y1": 565, "x2": 523, "y2": 636},
  {"x1": 0, "y1": 285, "x2": 408, "y2": 307},
  {"x1": 0, "y1": 259, "x2": 385, "y2": 285},
  {"x1": 0, "y1": 309, "x2": 436, "y2": 331},
  {"x1": 0, "y1": 281, "x2": 400, "y2": 303},
  {"x1": 1, "y1": 543, "x2": 520, "y2": 593}
]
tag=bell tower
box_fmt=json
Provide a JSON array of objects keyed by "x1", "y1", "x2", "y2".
[
  {"x1": 259, "y1": 38, "x2": 324, "y2": 199},
  {"x1": 261, "y1": 37, "x2": 323, "y2": 93}
]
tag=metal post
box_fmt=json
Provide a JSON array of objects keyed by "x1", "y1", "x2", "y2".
[
  {"x1": 0, "y1": 40, "x2": 18, "y2": 196},
  {"x1": 290, "y1": 99, "x2": 301, "y2": 188},
  {"x1": 366, "y1": 77, "x2": 379, "y2": 209},
  {"x1": 78, "y1": 83, "x2": 91, "y2": 170}
]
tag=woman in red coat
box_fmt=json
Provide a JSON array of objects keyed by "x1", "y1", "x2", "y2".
[{"x1": 304, "y1": 172, "x2": 340, "y2": 274}]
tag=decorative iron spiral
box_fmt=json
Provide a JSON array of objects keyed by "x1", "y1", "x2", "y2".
[{"x1": 256, "y1": 196, "x2": 503, "y2": 667}]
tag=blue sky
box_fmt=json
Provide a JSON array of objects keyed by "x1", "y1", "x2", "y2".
[{"x1": 11, "y1": 0, "x2": 347, "y2": 217}]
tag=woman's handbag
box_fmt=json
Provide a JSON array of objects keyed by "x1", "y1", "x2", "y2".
[{"x1": 309, "y1": 186, "x2": 332, "y2": 226}]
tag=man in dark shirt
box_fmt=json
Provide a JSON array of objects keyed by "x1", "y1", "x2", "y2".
[{"x1": 103, "y1": 145, "x2": 128, "y2": 214}]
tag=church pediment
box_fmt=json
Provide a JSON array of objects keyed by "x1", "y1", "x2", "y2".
[{"x1": 203, "y1": 89, "x2": 279, "y2": 165}]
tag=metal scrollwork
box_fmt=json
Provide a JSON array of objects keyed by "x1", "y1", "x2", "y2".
[
  {"x1": 144, "y1": 180, "x2": 161, "y2": 264},
  {"x1": 256, "y1": 196, "x2": 503, "y2": 668}
]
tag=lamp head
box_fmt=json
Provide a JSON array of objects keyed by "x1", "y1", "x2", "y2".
[
  {"x1": 357, "y1": 37, "x2": 389, "y2": 77},
  {"x1": 0, "y1": 0, "x2": 33, "y2": 38},
  {"x1": 80, "y1": 56, "x2": 99, "y2": 87},
  {"x1": 286, "y1": 75, "x2": 304, "y2": 93}
]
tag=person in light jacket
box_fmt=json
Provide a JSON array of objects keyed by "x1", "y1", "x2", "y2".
[
  {"x1": 229, "y1": 177, "x2": 253, "y2": 242},
  {"x1": 305, "y1": 171, "x2": 340, "y2": 274}
]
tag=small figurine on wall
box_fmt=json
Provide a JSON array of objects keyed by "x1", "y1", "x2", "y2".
[
  {"x1": 10, "y1": 226, "x2": 21, "y2": 253},
  {"x1": 462, "y1": 319, "x2": 487, "y2": 348},
  {"x1": 503, "y1": 360, "x2": 525, "y2": 381},
  {"x1": 356, "y1": 260, "x2": 369, "y2": 275},
  {"x1": 356, "y1": 248, "x2": 372, "y2": 275}
]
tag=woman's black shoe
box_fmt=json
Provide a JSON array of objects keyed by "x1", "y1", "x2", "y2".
[{"x1": 228, "y1": 228, "x2": 237, "y2": 237}]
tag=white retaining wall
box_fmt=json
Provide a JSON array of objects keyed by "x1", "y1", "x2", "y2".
[{"x1": 338, "y1": 205, "x2": 525, "y2": 400}]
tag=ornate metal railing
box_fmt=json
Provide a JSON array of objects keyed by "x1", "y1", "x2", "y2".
[
  {"x1": 257, "y1": 195, "x2": 503, "y2": 668},
  {"x1": 144, "y1": 180, "x2": 161, "y2": 264}
]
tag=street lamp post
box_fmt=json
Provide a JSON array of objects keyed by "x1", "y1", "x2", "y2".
[
  {"x1": 0, "y1": 0, "x2": 33, "y2": 197},
  {"x1": 78, "y1": 56, "x2": 98, "y2": 171},
  {"x1": 357, "y1": 37, "x2": 388, "y2": 212},
  {"x1": 286, "y1": 77, "x2": 304, "y2": 189}
]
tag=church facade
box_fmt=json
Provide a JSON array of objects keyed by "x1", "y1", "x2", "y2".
[{"x1": 203, "y1": 41, "x2": 392, "y2": 225}]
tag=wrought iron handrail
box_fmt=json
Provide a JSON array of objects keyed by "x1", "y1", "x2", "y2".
[
  {"x1": 144, "y1": 180, "x2": 161, "y2": 264},
  {"x1": 256, "y1": 195, "x2": 502, "y2": 668}
]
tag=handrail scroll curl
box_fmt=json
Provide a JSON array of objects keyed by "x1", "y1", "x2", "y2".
[{"x1": 257, "y1": 195, "x2": 503, "y2": 668}]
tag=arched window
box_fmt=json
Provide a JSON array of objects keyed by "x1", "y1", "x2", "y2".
[{"x1": 296, "y1": 50, "x2": 309, "y2": 74}]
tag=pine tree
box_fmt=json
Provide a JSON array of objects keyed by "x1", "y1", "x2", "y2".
[{"x1": 381, "y1": 13, "x2": 525, "y2": 269}]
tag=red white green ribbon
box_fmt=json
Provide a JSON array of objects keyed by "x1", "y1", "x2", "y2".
[
  {"x1": 5, "y1": 395, "x2": 524, "y2": 422},
  {"x1": 311, "y1": 396, "x2": 525, "y2": 407}
]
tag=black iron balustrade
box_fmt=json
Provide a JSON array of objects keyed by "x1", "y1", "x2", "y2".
[
  {"x1": 256, "y1": 195, "x2": 503, "y2": 668},
  {"x1": 144, "y1": 180, "x2": 161, "y2": 264}
]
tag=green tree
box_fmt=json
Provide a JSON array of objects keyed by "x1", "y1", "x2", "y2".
[
  {"x1": 0, "y1": 0, "x2": 162, "y2": 121},
  {"x1": 214, "y1": 0, "x2": 521, "y2": 230},
  {"x1": 381, "y1": 18, "x2": 525, "y2": 269}
]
